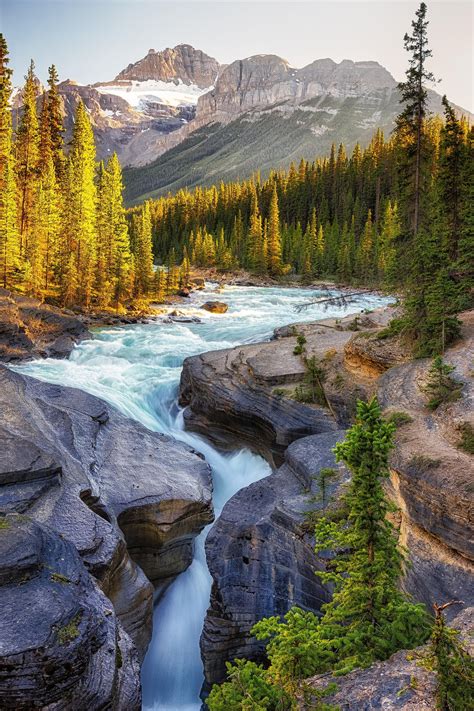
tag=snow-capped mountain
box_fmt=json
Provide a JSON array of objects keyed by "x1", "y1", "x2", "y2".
[{"x1": 14, "y1": 44, "x2": 472, "y2": 198}]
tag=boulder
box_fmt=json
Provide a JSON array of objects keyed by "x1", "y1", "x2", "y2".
[
  {"x1": 201, "y1": 300, "x2": 228, "y2": 313},
  {"x1": 0, "y1": 365, "x2": 213, "y2": 665},
  {"x1": 201, "y1": 430, "x2": 348, "y2": 686},
  {"x1": 0, "y1": 514, "x2": 141, "y2": 710}
]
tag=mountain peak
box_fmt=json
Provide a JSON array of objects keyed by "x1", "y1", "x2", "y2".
[{"x1": 115, "y1": 44, "x2": 220, "y2": 87}]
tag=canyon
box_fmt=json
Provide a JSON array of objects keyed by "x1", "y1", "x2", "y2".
[{"x1": 0, "y1": 285, "x2": 472, "y2": 709}]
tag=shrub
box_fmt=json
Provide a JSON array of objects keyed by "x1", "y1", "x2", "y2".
[
  {"x1": 293, "y1": 333, "x2": 307, "y2": 355},
  {"x1": 386, "y1": 410, "x2": 414, "y2": 427},
  {"x1": 457, "y1": 422, "x2": 474, "y2": 455},
  {"x1": 422, "y1": 356, "x2": 462, "y2": 410}
]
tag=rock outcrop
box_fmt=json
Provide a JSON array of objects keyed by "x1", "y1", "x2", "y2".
[
  {"x1": 201, "y1": 300, "x2": 228, "y2": 313},
  {"x1": 201, "y1": 430, "x2": 348, "y2": 686},
  {"x1": 180, "y1": 306, "x2": 395, "y2": 461},
  {"x1": 0, "y1": 515, "x2": 141, "y2": 710},
  {"x1": 302, "y1": 606, "x2": 473, "y2": 710},
  {"x1": 178, "y1": 306, "x2": 473, "y2": 692},
  {"x1": 377, "y1": 312, "x2": 474, "y2": 611},
  {"x1": 0, "y1": 365, "x2": 213, "y2": 705},
  {"x1": 116, "y1": 44, "x2": 220, "y2": 87},
  {"x1": 0, "y1": 288, "x2": 90, "y2": 362},
  {"x1": 196, "y1": 55, "x2": 396, "y2": 124}
]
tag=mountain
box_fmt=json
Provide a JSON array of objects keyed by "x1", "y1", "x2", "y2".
[
  {"x1": 123, "y1": 53, "x2": 471, "y2": 204},
  {"x1": 14, "y1": 45, "x2": 471, "y2": 202},
  {"x1": 13, "y1": 45, "x2": 220, "y2": 166}
]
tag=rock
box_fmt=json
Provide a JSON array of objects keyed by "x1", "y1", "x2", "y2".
[
  {"x1": 201, "y1": 430, "x2": 348, "y2": 686},
  {"x1": 178, "y1": 287, "x2": 191, "y2": 297},
  {"x1": 375, "y1": 319, "x2": 474, "y2": 611},
  {"x1": 302, "y1": 607, "x2": 473, "y2": 710},
  {"x1": 201, "y1": 300, "x2": 228, "y2": 313},
  {"x1": 0, "y1": 288, "x2": 90, "y2": 362},
  {"x1": 180, "y1": 344, "x2": 337, "y2": 462},
  {"x1": 344, "y1": 331, "x2": 408, "y2": 377},
  {"x1": 0, "y1": 514, "x2": 141, "y2": 710},
  {"x1": 189, "y1": 276, "x2": 205, "y2": 289},
  {"x1": 116, "y1": 44, "x2": 220, "y2": 87},
  {"x1": 0, "y1": 365, "x2": 213, "y2": 662}
]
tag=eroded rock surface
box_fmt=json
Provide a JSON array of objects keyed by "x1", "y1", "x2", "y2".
[
  {"x1": 0, "y1": 514, "x2": 141, "y2": 710},
  {"x1": 0, "y1": 365, "x2": 213, "y2": 704},
  {"x1": 0, "y1": 288, "x2": 90, "y2": 362},
  {"x1": 201, "y1": 430, "x2": 348, "y2": 686}
]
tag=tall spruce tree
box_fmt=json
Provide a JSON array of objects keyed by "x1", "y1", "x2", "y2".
[
  {"x1": 314, "y1": 398, "x2": 429, "y2": 670},
  {"x1": 396, "y1": 1, "x2": 435, "y2": 240},
  {"x1": 64, "y1": 100, "x2": 97, "y2": 307},
  {"x1": 0, "y1": 34, "x2": 19, "y2": 288},
  {"x1": 266, "y1": 183, "x2": 283, "y2": 276},
  {"x1": 15, "y1": 59, "x2": 40, "y2": 259}
]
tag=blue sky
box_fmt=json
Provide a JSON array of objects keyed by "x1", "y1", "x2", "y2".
[{"x1": 1, "y1": 0, "x2": 472, "y2": 111}]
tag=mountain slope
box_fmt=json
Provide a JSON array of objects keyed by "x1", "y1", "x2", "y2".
[{"x1": 123, "y1": 86, "x2": 462, "y2": 204}]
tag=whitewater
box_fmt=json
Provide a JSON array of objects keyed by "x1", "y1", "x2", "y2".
[{"x1": 15, "y1": 283, "x2": 390, "y2": 710}]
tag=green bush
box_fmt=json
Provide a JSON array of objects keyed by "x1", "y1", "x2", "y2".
[{"x1": 422, "y1": 356, "x2": 462, "y2": 411}]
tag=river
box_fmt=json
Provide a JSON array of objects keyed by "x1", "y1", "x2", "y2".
[{"x1": 14, "y1": 283, "x2": 390, "y2": 710}]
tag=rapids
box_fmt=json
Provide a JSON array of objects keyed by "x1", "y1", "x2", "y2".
[{"x1": 14, "y1": 283, "x2": 391, "y2": 710}]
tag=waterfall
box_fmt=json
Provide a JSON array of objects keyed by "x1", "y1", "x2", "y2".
[{"x1": 14, "y1": 284, "x2": 390, "y2": 709}]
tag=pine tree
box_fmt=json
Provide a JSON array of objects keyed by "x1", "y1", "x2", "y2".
[
  {"x1": 96, "y1": 153, "x2": 131, "y2": 307},
  {"x1": 30, "y1": 154, "x2": 60, "y2": 294},
  {"x1": 314, "y1": 398, "x2": 429, "y2": 671},
  {"x1": 64, "y1": 100, "x2": 96, "y2": 307},
  {"x1": 0, "y1": 34, "x2": 19, "y2": 288},
  {"x1": 45, "y1": 65, "x2": 64, "y2": 179},
  {"x1": 378, "y1": 201, "x2": 399, "y2": 284},
  {"x1": 15, "y1": 60, "x2": 40, "y2": 259},
  {"x1": 429, "y1": 602, "x2": 474, "y2": 711},
  {"x1": 133, "y1": 200, "x2": 154, "y2": 296},
  {"x1": 396, "y1": 2, "x2": 435, "y2": 239},
  {"x1": 356, "y1": 210, "x2": 375, "y2": 281},
  {"x1": 266, "y1": 183, "x2": 283, "y2": 276}
]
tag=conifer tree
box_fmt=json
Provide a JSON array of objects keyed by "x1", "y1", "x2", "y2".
[
  {"x1": 133, "y1": 200, "x2": 154, "y2": 296},
  {"x1": 356, "y1": 210, "x2": 375, "y2": 281},
  {"x1": 378, "y1": 201, "x2": 399, "y2": 284},
  {"x1": 0, "y1": 34, "x2": 19, "y2": 288},
  {"x1": 96, "y1": 153, "x2": 131, "y2": 307},
  {"x1": 45, "y1": 65, "x2": 64, "y2": 179},
  {"x1": 266, "y1": 184, "x2": 283, "y2": 276},
  {"x1": 15, "y1": 60, "x2": 40, "y2": 259},
  {"x1": 64, "y1": 100, "x2": 96, "y2": 307},
  {"x1": 30, "y1": 154, "x2": 60, "y2": 293},
  {"x1": 395, "y1": 2, "x2": 435, "y2": 240},
  {"x1": 314, "y1": 397, "x2": 429, "y2": 670}
]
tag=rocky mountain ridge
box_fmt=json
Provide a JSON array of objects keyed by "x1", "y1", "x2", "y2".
[{"x1": 17, "y1": 42, "x2": 472, "y2": 184}]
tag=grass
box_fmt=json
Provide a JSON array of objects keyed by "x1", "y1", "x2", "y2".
[
  {"x1": 0, "y1": 518, "x2": 9, "y2": 530},
  {"x1": 408, "y1": 454, "x2": 441, "y2": 472},
  {"x1": 457, "y1": 422, "x2": 474, "y2": 455},
  {"x1": 50, "y1": 572, "x2": 71, "y2": 584},
  {"x1": 386, "y1": 411, "x2": 414, "y2": 427}
]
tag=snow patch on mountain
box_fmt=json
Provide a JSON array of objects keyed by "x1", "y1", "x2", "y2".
[{"x1": 95, "y1": 79, "x2": 212, "y2": 113}]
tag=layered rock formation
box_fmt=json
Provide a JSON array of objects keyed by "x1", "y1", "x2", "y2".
[
  {"x1": 0, "y1": 515, "x2": 141, "y2": 710},
  {"x1": 196, "y1": 55, "x2": 396, "y2": 123},
  {"x1": 116, "y1": 44, "x2": 219, "y2": 86},
  {"x1": 0, "y1": 365, "x2": 213, "y2": 706},
  {"x1": 177, "y1": 305, "x2": 473, "y2": 691},
  {"x1": 0, "y1": 287, "x2": 90, "y2": 362},
  {"x1": 201, "y1": 430, "x2": 348, "y2": 686}
]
